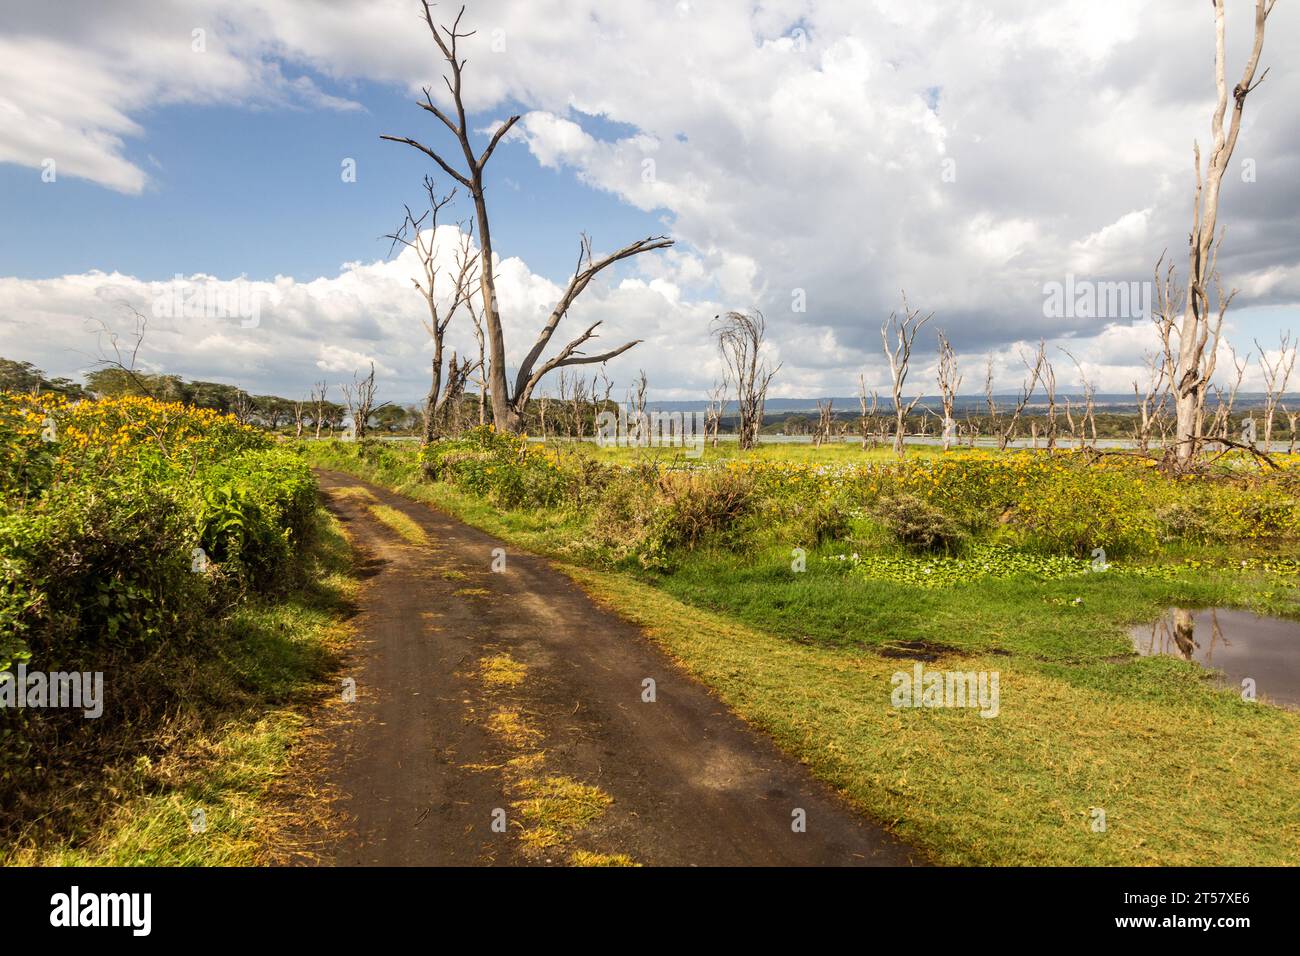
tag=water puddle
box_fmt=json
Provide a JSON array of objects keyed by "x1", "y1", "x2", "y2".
[{"x1": 1130, "y1": 608, "x2": 1300, "y2": 708}]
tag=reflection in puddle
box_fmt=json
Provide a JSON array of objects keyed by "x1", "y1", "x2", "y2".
[{"x1": 1131, "y1": 608, "x2": 1300, "y2": 708}]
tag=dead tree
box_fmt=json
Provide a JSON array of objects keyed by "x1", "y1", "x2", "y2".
[
  {"x1": 1209, "y1": 342, "x2": 1249, "y2": 442},
  {"x1": 881, "y1": 294, "x2": 932, "y2": 458},
  {"x1": 628, "y1": 369, "x2": 649, "y2": 446},
  {"x1": 311, "y1": 381, "x2": 330, "y2": 438},
  {"x1": 705, "y1": 376, "x2": 728, "y2": 448},
  {"x1": 1163, "y1": 0, "x2": 1274, "y2": 465},
  {"x1": 1060, "y1": 347, "x2": 1097, "y2": 449},
  {"x1": 385, "y1": 176, "x2": 478, "y2": 445},
  {"x1": 1036, "y1": 342, "x2": 1059, "y2": 451},
  {"x1": 342, "y1": 363, "x2": 381, "y2": 440},
  {"x1": 713, "y1": 311, "x2": 779, "y2": 451},
  {"x1": 857, "y1": 375, "x2": 878, "y2": 451},
  {"x1": 439, "y1": 350, "x2": 476, "y2": 435},
  {"x1": 1133, "y1": 350, "x2": 1168, "y2": 453},
  {"x1": 814, "y1": 399, "x2": 834, "y2": 448},
  {"x1": 1284, "y1": 404, "x2": 1299, "y2": 454},
  {"x1": 381, "y1": 4, "x2": 672, "y2": 432},
  {"x1": 292, "y1": 397, "x2": 307, "y2": 439},
  {"x1": 935, "y1": 330, "x2": 962, "y2": 452},
  {"x1": 1256, "y1": 332, "x2": 1296, "y2": 450},
  {"x1": 987, "y1": 350, "x2": 1043, "y2": 451}
]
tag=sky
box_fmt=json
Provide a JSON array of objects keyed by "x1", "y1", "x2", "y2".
[{"x1": 1, "y1": 0, "x2": 1297, "y2": 404}]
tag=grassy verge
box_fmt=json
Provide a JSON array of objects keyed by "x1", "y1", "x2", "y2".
[
  {"x1": 3, "y1": 505, "x2": 356, "y2": 866},
  {"x1": 300, "y1": 440, "x2": 1300, "y2": 865}
]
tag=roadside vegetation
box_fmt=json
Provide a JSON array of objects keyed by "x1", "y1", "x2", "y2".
[
  {"x1": 1, "y1": 392, "x2": 353, "y2": 864},
  {"x1": 300, "y1": 431, "x2": 1300, "y2": 865}
]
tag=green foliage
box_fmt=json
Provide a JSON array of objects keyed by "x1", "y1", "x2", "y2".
[{"x1": 422, "y1": 426, "x2": 571, "y2": 509}]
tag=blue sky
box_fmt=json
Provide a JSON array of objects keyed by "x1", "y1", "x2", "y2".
[{"x1": 0, "y1": 80, "x2": 668, "y2": 286}]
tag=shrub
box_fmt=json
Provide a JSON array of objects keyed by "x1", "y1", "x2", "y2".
[
  {"x1": 423, "y1": 426, "x2": 570, "y2": 508},
  {"x1": 870, "y1": 492, "x2": 965, "y2": 552},
  {"x1": 591, "y1": 468, "x2": 757, "y2": 567}
]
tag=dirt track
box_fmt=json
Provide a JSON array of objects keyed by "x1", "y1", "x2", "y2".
[{"x1": 312, "y1": 468, "x2": 919, "y2": 866}]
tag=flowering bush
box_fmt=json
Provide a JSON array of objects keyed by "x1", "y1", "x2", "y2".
[{"x1": 0, "y1": 392, "x2": 313, "y2": 670}]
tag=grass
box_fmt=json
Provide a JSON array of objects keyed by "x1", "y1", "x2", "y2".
[
  {"x1": 512, "y1": 776, "x2": 613, "y2": 852},
  {"x1": 3, "y1": 506, "x2": 357, "y2": 866},
  {"x1": 297, "y1": 438, "x2": 1300, "y2": 865},
  {"x1": 367, "y1": 503, "x2": 429, "y2": 545},
  {"x1": 480, "y1": 653, "x2": 527, "y2": 688}
]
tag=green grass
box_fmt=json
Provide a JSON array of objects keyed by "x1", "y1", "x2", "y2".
[
  {"x1": 4, "y1": 506, "x2": 356, "y2": 866},
  {"x1": 297, "y1": 439, "x2": 1300, "y2": 865}
]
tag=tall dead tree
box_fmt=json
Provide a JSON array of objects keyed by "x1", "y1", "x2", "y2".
[
  {"x1": 881, "y1": 295, "x2": 932, "y2": 458},
  {"x1": 935, "y1": 330, "x2": 962, "y2": 452},
  {"x1": 385, "y1": 176, "x2": 478, "y2": 444},
  {"x1": 382, "y1": 4, "x2": 672, "y2": 432},
  {"x1": 713, "y1": 310, "x2": 779, "y2": 451},
  {"x1": 1257, "y1": 332, "x2": 1296, "y2": 449},
  {"x1": 1163, "y1": 0, "x2": 1274, "y2": 465}
]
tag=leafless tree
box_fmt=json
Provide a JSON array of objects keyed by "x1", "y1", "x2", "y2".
[
  {"x1": 1256, "y1": 332, "x2": 1296, "y2": 449},
  {"x1": 382, "y1": 4, "x2": 672, "y2": 432},
  {"x1": 342, "y1": 363, "x2": 382, "y2": 440},
  {"x1": 881, "y1": 294, "x2": 932, "y2": 458},
  {"x1": 713, "y1": 310, "x2": 779, "y2": 451},
  {"x1": 814, "y1": 399, "x2": 834, "y2": 448},
  {"x1": 935, "y1": 330, "x2": 962, "y2": 452},
  {"x1": 1208, "y1": 342, "x2": 1249, "y2": 444},
  {"x1": 439, "y1": 350, "x2": 477, "y2": 435},
  {"x1": 1133, "y1": 350, "x2": 1168, "y2": 453},
  {"x1": 857, "y1": 375, "x2": 879, "y2": 451},
  {"x1": 1162, "y1": 0, "x2": 1274, "y2": 465},
  {"x1": 292, "y1": 397, "x2": 307, "y2": 438},
  {"x1": 311, "y1": 381, "x2": 329, "y2": 439},
  {"x1": 1035, "y1": 342, "x2": 1059, "y2": 451},
  {"x1": 627, "y1": 369, "x2": 649, "y2": 446},
  {"x1": 1060, "y1": 347, "x2": 1097, "y2": 449},
  {"x1": 385, "y1": 176, "x2": 478, "y2": 444},
  {"x1": 232, "y1": 390, "x2": 256, "y2": 425},
  {"x1": 986, "y1": 350, "x2": 1043, "y2": 451},
  {"x1": 705, "y1": 375, "x2": 728, "y2": 448},
  {"x1": 1284, "y1": 404, "x2": 1299, "y2": 454}
]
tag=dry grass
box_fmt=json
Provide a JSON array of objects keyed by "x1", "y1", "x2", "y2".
[{"x1": 367, "y1": 504, "x2": 429, "y2": 545}]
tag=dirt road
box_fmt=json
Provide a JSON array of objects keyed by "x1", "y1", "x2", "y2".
[{"x1": 312, "y1": 468, "x2": 918, "y2": 866}]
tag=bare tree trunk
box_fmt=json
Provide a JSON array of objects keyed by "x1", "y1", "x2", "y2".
[
  {"x1": 1166, "y1": 0, "x2": 1273, "y2": 464},
  {"x1": 882, "y1": 294, "x2": 932, "y2": 459},
  {"x1": 936, "y1": 330, "x2": 962, "y2": 452}
]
